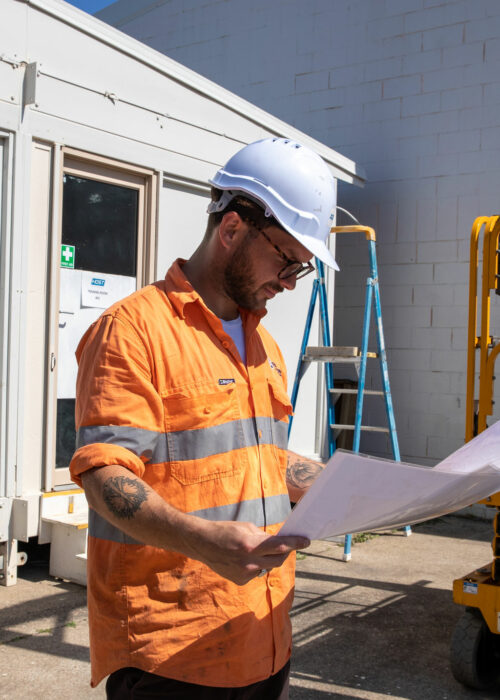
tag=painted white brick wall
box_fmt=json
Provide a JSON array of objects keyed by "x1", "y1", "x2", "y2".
[{"x1": 98, "y1": 0, "x2": 500, "y2": 464}]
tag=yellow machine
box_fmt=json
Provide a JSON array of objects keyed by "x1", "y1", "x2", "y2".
[{"x1": 450, "y1": 215, "x2": 500, "y2": 689}]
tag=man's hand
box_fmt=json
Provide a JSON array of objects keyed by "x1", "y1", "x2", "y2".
[{"x1": 190, "y1": 519, "x2": 310, "y2": 586}]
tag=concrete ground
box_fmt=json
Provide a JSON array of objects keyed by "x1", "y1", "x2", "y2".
[{"x1": 0, "y1": 515, "x2": 498, "y2": 699}]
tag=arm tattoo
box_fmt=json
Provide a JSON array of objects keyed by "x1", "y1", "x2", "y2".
[
  {"x1": 286, "y1": 454, "x2": 324, "y2": 492},
  {"x1": 102, "y1": 476, "x2": 147, "y2": 519}
]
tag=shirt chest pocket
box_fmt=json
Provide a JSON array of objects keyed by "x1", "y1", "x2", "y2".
[
  {"x1": 268, "y1": 379, "x2": 293, "y2": 423},
  {"x1": 161, "y1": 383, "x2": 243, "y2": 484}
]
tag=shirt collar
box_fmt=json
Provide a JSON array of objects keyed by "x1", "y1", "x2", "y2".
[
  {"x1": 164, "y1": 259, "x2": 199, "y2": 318},
  {"x1": 164, "y1": 259, "x2": 267, "y2": 332}
]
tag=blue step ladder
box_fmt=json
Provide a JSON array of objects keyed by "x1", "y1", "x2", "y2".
[{"x1": 288, "y1": 224, "x2": 411, "y2": 561}]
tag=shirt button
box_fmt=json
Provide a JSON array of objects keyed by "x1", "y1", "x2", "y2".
[
  {"x1": 258, "y1": 429, "x2": 263, "y2": 439},
  {"x1": 263, "y1": 480, "x2": 268, "y2": 489},
  {"x1": 204, "y1": 407, "x2": 210, "y2": 414},
  {"x1": 222, "y1": 340, "x2": 229, "y2": 348}
]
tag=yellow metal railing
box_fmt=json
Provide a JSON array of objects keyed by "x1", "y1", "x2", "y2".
[{"x1": 466, "y1": 215, "x2": 500, "y2": 442}]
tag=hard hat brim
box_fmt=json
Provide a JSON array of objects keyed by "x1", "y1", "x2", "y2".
[{"x1": 284, "y1": 226, "x2": 340, "y2": 272}]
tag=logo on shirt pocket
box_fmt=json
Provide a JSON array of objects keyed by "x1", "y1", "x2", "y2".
[{"x1": 268, "y1": 359, "x2": 282, "y2": 377}]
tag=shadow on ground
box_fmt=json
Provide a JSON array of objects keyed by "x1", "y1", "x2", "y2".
[
  {"x1": 290, "y1": 516, "x2": 496, "y2": 699},
  {"x1": 1, "y1": 538, "x2": 88, "y2": 663},
  {"x1": 413, "y1": 515, "x2": 493, "y2": 542}
]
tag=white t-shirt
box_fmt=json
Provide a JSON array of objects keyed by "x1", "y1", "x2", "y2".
[{"x1": 221, "y1": 315, "x2": 246, "y2": 365}]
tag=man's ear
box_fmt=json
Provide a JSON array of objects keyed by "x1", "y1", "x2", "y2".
[{"x1": 218, "y1": 211, "x2": 245, "y2": 250}]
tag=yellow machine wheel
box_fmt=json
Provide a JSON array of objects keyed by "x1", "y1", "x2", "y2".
[{"x1": 450, "y1": 607, "x2": 500, "y2": 690}]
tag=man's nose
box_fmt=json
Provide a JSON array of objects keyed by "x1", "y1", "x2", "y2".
[{"x1": 279, "y1": 274, "x2": 297, "y2": 291}]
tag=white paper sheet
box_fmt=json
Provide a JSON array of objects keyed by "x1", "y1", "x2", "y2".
[
  {"x1": 434, "y1": 420, "x2": 500, "y2": 473},
  {"x1": 59, "y1": 267, "x2": 81, "y2": 313},
  {"x1": 58, "y1": 303, "x2": 103, "y2": 399},
  {"x1": 280, "y1": 421, "x2": 500, "y2": 540},
  {"x1": 81, "y1": 271, "x2": 135, "y2": 309}
]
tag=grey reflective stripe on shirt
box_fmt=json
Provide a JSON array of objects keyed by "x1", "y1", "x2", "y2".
[
  {"x1": 77, "y1": 417, "x2": 288, "y2": 464},
  {"x1": 89, "y1": 494, "x2": 291, "y2": 543},
  {"x1": 76, "y1": 424, "x2": 160, "y2": 461},
  {"x1": 190, "y1": 493, "x2": 291, "y2": 528},
  {"x1": 88, "y1": 508, "x2": 143, "y2": 545},
  {"x1": 163, "y1": 417, "x2": 288, "y2": 462}
]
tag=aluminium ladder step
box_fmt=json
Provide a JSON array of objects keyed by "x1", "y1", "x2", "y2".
[
  {"x1": 304, "y1": 346, "x2": 378, "y2": 362},
  {"x1": 330, "y1": 388, "x2": 384, "y2": 396},
  {"x1": 330, "y1": 423, "x2": 390, "y2": 433}
]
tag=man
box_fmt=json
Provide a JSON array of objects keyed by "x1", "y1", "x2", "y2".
[{"x1": 70, "y1": 137, "x2": 338, "y2": 699}]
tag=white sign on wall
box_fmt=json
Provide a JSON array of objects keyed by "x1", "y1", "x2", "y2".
[
  {"x1": 58, "y1": 268, "x2": 136, "y2": 399},
  {"x1": 81, "y1": 271, "x2": 136, "y2": 309}
]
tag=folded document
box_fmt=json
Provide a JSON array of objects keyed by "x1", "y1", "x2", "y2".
[{"x1": 280, "y1": 421, "x2": 500, "y2": 540}]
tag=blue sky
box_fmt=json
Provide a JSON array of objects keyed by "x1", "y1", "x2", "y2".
[{"x1": 65, "y1": 0, "x2": 115, "y2": 14}]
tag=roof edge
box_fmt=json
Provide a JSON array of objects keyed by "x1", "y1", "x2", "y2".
[{"x1": 18, "y1": 0, "x2": 366, "y2": 186}]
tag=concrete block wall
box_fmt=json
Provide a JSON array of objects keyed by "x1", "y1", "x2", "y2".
[{"x1": 98, "y1": 0, "x2": 500, "y2": 464}]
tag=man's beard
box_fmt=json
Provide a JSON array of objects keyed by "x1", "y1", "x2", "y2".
[{"x1": 223, "y1": 235, "x2": 281, "y2": 310}]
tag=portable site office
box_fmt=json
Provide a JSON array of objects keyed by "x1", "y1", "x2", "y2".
[{"x1": 0, "y1": 0, "x2": 364, "y2": 585}]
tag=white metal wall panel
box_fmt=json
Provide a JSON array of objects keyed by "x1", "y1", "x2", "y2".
[
  {"x1": 0, "y1": 61, "x2": 22, "y2": 107},
  {"x1": 0, "y1": 101, "x2": 20, "y2": 133},
  {"x1": 35, "y1": 73, "x2": 247, "y2": 167},
  {"x1": 158, "y1": 180, "x2": 211, "y2": 277},
  {"x1": 0, "y1": 131, "x2": 16, "y2": 500},
  {"x1": 0, "y1": 136, "x2": 6, "y2": 499},
  {"x1": 6, "y1": 131, "x2": 32, "y2": 499},
  {"x1": 265, "y1": 277, "x2": 323, "y2": 457},
  {"x1": 0, "y1": 0, "x2": 28, "y2": 61},
  {"x1": 20, "y1": 141, "x2": 52, "y2": 494}
]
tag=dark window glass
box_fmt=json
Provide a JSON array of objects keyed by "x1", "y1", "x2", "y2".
[
  {"x1": 56, "y1": 399, "x2": 76, "y2": 469},
  {"x1": 62, "y1": 174, "x2": 138, "y2": 276}
]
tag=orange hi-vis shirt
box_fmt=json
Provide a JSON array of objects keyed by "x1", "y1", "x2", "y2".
[{"x1": 70, "y1": 260, "x2": 295, "y2": 688}]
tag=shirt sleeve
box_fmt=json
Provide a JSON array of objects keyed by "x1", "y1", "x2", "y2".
[{"x1": 70, "y1": 311, "x2": 163, "y2": 487}]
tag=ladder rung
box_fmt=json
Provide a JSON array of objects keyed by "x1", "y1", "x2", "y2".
[
  {"x1": 304, "y1": 346, "x2": 378, "y2": 362},
  {"x1": 305, "y1": 346, "x2": 378, "y2": 358},
  {"x1": 330, "y1": 423, "x2": 390, "y2": 433},
  {"x1": 307, "y1": 346, "x2": 360, "y2": 357},
  {"x1": 330, "y1": 388, "x2": 384, "y2": 396}
]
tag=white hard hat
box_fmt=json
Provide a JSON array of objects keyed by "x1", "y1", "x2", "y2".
[{"x1": 207, "y1": 138, "x2": 338, "y2": 270}]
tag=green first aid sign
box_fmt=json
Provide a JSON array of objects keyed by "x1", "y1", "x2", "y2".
[{"x1": 61, "y1": 244, "x2": 75, "y2": 269}]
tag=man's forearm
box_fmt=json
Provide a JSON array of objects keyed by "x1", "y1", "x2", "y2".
[
  {"x1": 81, "y1": 463, "x2": 310, "y2": 585},
  {"x1": 82, "y1": 464, "x2": 205, "y2": 556},
  {"x1": 286, "y1": 450, "x2": 324, "y2": 502}
]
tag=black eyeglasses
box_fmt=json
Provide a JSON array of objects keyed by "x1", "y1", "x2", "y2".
[{"x1": 250, "y1": 223, "x2": 315, "y2": 280}]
